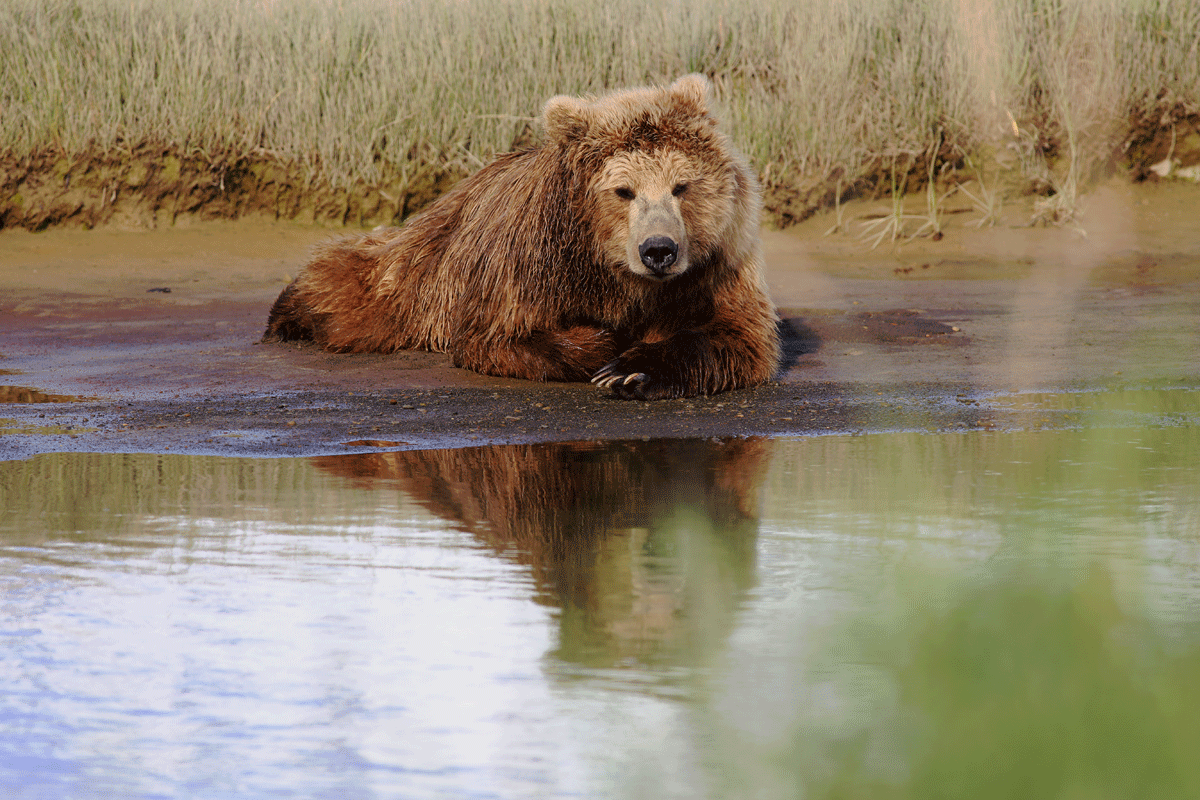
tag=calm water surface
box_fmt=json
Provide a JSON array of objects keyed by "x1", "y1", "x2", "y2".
[{"x1": 3, "y1": 389, "x2": 1199, "y2": 798}]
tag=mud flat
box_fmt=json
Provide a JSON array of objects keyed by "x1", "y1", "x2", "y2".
[{"x1": 1, "y1": 180, "x2": 1197, "y2": 461}]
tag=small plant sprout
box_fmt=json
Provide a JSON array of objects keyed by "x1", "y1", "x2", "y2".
[
  {"x1": 958, "y1": 154, "x2": 1003, "y2": 228},
  {"x1": 859, "y1": 156, "x2": 921, "y2": 249}
]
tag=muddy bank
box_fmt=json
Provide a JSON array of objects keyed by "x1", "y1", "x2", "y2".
[
  {"x1": 3, "y1": 114, "x2": 1198, "y2": 232},
  {"x1": 1, "y1": 180, "x2": 1198, "y2": 460},
  {"x1": 0, "y1": 144, "x2": 468, "y2": 232}
]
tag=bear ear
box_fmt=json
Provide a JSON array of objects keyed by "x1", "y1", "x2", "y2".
[
  {"x1": 669, "y1": 73, "x2": 712, "y2": 113},
  {"x1": 542, "y1": 95, "x2": 590, "y2": 143}
]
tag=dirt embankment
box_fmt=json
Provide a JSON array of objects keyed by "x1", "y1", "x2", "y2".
[
  {"x1": 765, "y1": 110, "x2": 1200, "y2": 227},
  {"x1": 0, "y1": 144, "x2": 467, "y2": 232},
  {"x1": 3, "y1": 114, "x2": 1197, "y2": 232}
]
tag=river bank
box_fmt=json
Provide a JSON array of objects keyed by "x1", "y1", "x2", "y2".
[
  {"x1": 1, "y1": 179, "x2": 1197, "y2": 460},
  {"x1": 2, "y1": 120, "x2": 1197, "y2": 232}
]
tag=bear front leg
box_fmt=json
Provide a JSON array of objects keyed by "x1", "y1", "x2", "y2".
[{"x1": 450, "y1": 325, "x2": 623, "y2": 383}]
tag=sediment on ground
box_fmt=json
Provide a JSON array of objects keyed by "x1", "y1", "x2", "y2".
[
  {"x1": 0, "y1": 144, "x2": 467, "y2": 231},
  {"x1": 2, "y1": 113, "x2": 1198, "y2": 232}
]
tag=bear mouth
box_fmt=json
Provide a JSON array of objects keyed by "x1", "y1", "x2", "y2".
[{"x1": 631, "y1": 264, "x2": 683, "y2": 282}]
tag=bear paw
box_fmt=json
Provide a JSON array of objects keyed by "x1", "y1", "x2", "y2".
[
  {"x1": 591, "y1": 338, "x2": 703, "y2": 400},
  {"x1": 595, "y1": 371, "x2": 672, "y2": 402},
  {"x1": 592, "y1": 366, "x2": 656, "y2": 400}
]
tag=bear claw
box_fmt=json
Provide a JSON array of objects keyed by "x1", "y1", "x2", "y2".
[
  {"x1": 592, "y1": 367, "x2": 651, "y2": 397},
  {"x1": 590, "y1": 368, "x2": 615, "y2": 385}
]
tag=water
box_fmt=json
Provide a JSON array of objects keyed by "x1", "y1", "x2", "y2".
[{"x1": 2, "y1": 391, "x2": 1199, "y2": 799}]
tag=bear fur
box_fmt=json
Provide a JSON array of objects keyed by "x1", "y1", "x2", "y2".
[{"x1": 262, "y1": 75, "x2": 779, "y2": 400}]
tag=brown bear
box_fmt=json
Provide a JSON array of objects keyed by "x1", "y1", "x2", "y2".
[{"x1": 263, "y1": 75, "x2": 780, "y2": 400}]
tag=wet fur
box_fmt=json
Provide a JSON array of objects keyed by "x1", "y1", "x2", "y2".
[{"x1": 263, "y1": 75, "x2": 780, "y2": 399}]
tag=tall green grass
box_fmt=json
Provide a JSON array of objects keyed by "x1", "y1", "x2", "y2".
[{"x1": 1, "y1": 0, "x2": 1197, "y2": 219}]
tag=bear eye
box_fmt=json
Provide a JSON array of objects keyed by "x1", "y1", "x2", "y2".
[
  {"x1": 672, "y1": 182, "x2": 688, "y2": 197},
  {"x1": 614, "y1": 187, "x2": 635, "y2": 201}
]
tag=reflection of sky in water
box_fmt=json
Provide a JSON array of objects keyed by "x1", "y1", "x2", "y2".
[
  {"x1": 0, "y1": 469, "x2": 706, "y2": 797},
  {"x1": 4, "y1": 515, "x2": 565, "y2": 796},
  {"x1": 2, "y1": 417, "x2": 1199, "y2": 798}
]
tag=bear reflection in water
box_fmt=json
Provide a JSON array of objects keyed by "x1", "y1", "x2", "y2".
[{"x1": 312, "y1": 437, "x2": 769, "y2": 667}]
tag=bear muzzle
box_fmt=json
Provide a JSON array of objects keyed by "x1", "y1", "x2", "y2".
[{"x1": 638, "y1": 235, "x2": 679, "y2": 277}]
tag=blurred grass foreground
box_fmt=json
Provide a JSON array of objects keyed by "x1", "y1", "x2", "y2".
[
  {"x1": 1, "y1": 0, "x2": 1199, "y2": 230},
  {"x1": 699, "y1": 566, "x2": 1200, "y2": 800}
]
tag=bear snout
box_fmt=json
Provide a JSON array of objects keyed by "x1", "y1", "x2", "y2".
[{"x1": 638, "y1": 236, "x2": 678, "y2": 276}]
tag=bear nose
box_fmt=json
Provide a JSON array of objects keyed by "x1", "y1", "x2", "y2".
[{"x1": 638, "y1": 236, "x2": 678, "y2": 274}]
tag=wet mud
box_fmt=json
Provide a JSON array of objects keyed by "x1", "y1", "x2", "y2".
[{"x1": 1, "y1": 180, "x2": 1197, "y2": 461}]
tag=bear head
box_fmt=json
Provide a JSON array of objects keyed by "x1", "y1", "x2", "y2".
[{"x1": 541, "y1": 75, "x2": 752, "y2": 283}]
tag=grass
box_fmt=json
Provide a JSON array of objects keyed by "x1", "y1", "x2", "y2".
[
  {"x1": 958, "y1": 154, "x2": 1004, "y2": 228},
  {"x1": 774, "y1": 566, "x2": 1200, "y2": 800},
  {"x1": 694, "y1": 408, "x2": 1200, "y2": 799},
  {"x1": 858, "y1": 164, "x2": 915, "y2": 248},
  {"x1": 1, "y1": 0, "x2": 1198, "y2": 227}
]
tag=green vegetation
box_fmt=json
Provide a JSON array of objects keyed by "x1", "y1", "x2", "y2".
[
  {"x1": 700, "y1": 393, "x2": 1200, "y2": 798},
  {"x1": 1, "y1": 0, "x2": 1198, "y2": 229},
  {"x1": 701, "y1": 565, "x2": 1200, "y2": 800}
]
